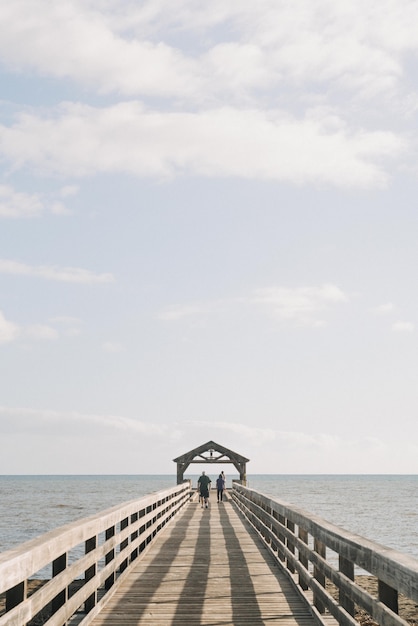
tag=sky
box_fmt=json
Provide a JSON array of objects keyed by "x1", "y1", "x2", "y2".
[{"x1": 1, "y1": 0, "x2": 418, "y2": 475}]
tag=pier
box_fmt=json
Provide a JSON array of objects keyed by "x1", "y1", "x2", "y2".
[{"x1": 0, "y1": 443, "x2": 417, "y2": 626}]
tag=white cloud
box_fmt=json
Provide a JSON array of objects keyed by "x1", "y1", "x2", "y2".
[
  {"x1": 0, "y1": 1, "x2": 198, "y2": 99},
  {"x1": 102, "y1": 341, "x2": 124, "y2": 353},
  {"x1": 0, "y1": 0, "x2": 417, "y2": 105},
  {"x1": 158, "y1": 304, "x2": 211, "y2": 321},
  {"x1": 0, "y1": 185, "x2": 44, "y2": 218},
  {"x1": 392, "y1": 321, "x2": 414, "y2": 332},
  {"x1": 0, "y1": 184, "x2": 72, "y2": 218},
  {"x1": 1, "y1": 409, "x2": 417, "y2": 473},
  {"x1": 159, "y1": 285, "x2": 349, "y2": 328},
  {"x1": 0, "y1": 313, "x2": 86, "y2": 346},
  {"x1": 0, "y1": 259, "x2": 114, "y2": 283},
  {"x1": 0, "y1": 104, "x2": 403, "y2": 187},
  {"x1": 49, "y1": 316, "x2": 82, "y2": 337},
  {"x1": 0, "y1": 406, "x2": 166, "y2": 437},
  {"x1": 59, "y1": 185, "x2": 79, "y2": 198},
  {"x1": 188, "y1": 420, "x2": 277, "y2": 447},
  {"x1": 373, "y1": 302, "x2": 395, "y2": 315},
  {"x1": 253, "y1": 284, "x2": 349, "y2": 326},
  {"x1": 0, "y1": 311, "x2": 20, "y2": 344},
  {"x1": 25, "y1": 325, "x2": 59, "y2": 340}
]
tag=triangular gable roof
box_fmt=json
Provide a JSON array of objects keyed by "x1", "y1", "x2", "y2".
[{"x1": 173, "y1": 440, "x2": 249, "y2": 464}]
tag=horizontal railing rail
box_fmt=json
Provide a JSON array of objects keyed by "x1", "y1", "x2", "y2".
[
  {"x1": 0, "y1": 481, "x2": 191, "y2": 626},
  {"x1": 232, "y1": 484, "x2": 418, "y2": 626}
]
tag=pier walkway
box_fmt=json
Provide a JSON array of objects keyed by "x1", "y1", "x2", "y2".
[
  {"x1": 89, "y1": 494, "x2": 317, "y2": 626},
  {"x1": 1, "y1": 480, "x2": 417, "y2": 626}
]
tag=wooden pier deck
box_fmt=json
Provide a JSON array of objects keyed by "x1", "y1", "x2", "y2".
[{"x1": 88, "y1": 495, "x2": 319, "y2": 626}]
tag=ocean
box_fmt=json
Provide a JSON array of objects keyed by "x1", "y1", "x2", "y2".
[{"x1": 0, "y1": 474, "x2": 417, "y2": 563}]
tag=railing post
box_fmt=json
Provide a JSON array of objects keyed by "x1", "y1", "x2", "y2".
[
  {"x1": 286, "y1": 520, "x2": 295, "y2": 573},
  {"x1": 51, "y1": 552, "x2": 67, "y2": 617},
  {"x1": 298, "y1": 527, "x2": 309, "y2": 590},
  {"x1": 85, "y1": 535, "x2": 97, "y2": 613},
  {"x1": 378, "y1": 580, "x2": 399, "y2": 614},
  {"x1": 313, "y1": 538, "x2": 326, "y2": 613},
  {"x1": 105, "y1": 525, "x2": 116, "y2": 590},
  {"x1": 277, "y1": 512, "x2": 286, "y2": 562},
  {"x1": 339, "y1": 555, "x2": 355, "y2": 615},
  {"x1": 120, "y1": 517, "x2": 129, "y2": 573},
  {"x1": 130, "y1": 512, "x2": 139, "y2": 562}
]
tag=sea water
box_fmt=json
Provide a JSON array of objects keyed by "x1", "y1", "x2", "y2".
[{"x1": 0, "y1": 474, "x2": 417, "y2": 562}]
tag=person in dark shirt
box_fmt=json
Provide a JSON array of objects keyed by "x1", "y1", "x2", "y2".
[{"x1": 197, "y1": 471, "x2": 211, "y2": 508}]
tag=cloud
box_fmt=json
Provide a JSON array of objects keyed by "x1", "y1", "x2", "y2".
[
  {"x1": 1, "y1": 409, "x2": 417, "y2": 473},
  {"x1": 0, "y1": 0, "x2": 417, "y2": 105},
  {"x1": 159, "y1": 284, "x2": 350, "y2": 328},
  {"x1": 0, "y1": 2, "x2": 197, "y2": 99},
  {"x1": 0, "y1": 259, "x2": 114, "y2": 283},
  {"x1": 0, "y1": 406, "x2": 166, "y2": 437},
  {"x1": 24, "y1": 325, "x2": 59, "y2": 340},
  {"x1": 392, "y1": 321, "x2": 414, "y2": 332},
  {"x1": 0, "y1": 311, "x2": 20, "y2": 344},
  {"x1": 253, "y1": 283, "x2": 349, "y2": 326},
  {"x1": 0, "y1": 185, "x2": 43, "y2": 218},
  {"x1": 0, "y1": 103, "x2": 403, "y2": 187},
  {"x1": 158, "y1": 304, "x2": 212, "y2": 321},
  {"x1": 187, "y1": 420, "x2": 277, "y2": 447},
  {"x1": 373, "y1": 302, "x2": 395, "y2": 315},
  {"x1": 0, "y1": 312, "x2": 85, "y2": 346},
  {"x1": 58, "y1": 185, "x2": 79, "y2": 198},
  {"x1": 102, "y1": 341, "x2": 124, "y2": 353},
  {"x1": 0, "y1": 184, "x2": 72, "y2": 218},
  {"x1": 49, "y1": 316, "x2": 82, "y2": 337}
]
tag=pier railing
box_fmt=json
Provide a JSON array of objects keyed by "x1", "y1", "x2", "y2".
[
  {"x1": 232, "y1": 483, "x2": 418, "y2": 626},
  {"x1": 0, "y1": 481, "x2": 191, "y2": 626}
]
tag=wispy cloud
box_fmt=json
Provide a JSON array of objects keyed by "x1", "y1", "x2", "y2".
[
  {"x1": 0, "y1": 259, "x2": 114, "y2": 283},
  {"x1": 0, "y1": 406, "x2": 166, "y2": 437},
  {"x1": 373, "y1": 302, "x2": 395, "y2": 315},
  {"x1": 253, "y1": 284, "x2": 349, "y2": 326},
  {"x1": 102, "y1": 341, "x2": 124, "y2": 353},
  {"x1": 0, "y1": 311, "x2": 80, "y2": 345},
  {"x1": 159, "y1": 284, "x2": 349, "y2": 328},
  {"x1": 0, "y1": 104, "x2": 403, "y2": 188},
  {"x1": 0, "y1": 311, "x2": 20, "y2": 344},
  {"x1": 392, "y1": 321, "x2": 414, "y2": 332},
  {"x1": 24, "y1": 324, "x2": 59, "y2": 340},
  {"x1": 0, "y1": 184, "x2": 73, "y2": 218},
  {"x1": 0, "y1": 0, "x2": 414, "y2": 188},
  {"x1": 186, "y1": 420, "x2": 277, "y2": 446},
  {"x1": 0, "y1": 0, "x2": 417, "y2": 105},
  {"x1": 49, "y1": 316, "x2": 83, "y2": 337},
  {"x1": 158, "y1": 304, "x2": 214, "y2": 321}
]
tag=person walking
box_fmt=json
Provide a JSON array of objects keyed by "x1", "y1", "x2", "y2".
[
  {"x1": 216, "y1": 473, "x2": 226, "y2": 502},
  {"x1": 197, "y1": 471, "x2": 211, "y2": 509}
]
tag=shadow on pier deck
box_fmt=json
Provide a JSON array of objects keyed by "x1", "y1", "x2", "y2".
[{"x1": 89, "y1": 495, "x2": 318, "y2": 626}]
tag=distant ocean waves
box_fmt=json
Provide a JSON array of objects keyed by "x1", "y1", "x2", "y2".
[{"x1": 0, "y1": 474, "x2": 417, "y2": 562}]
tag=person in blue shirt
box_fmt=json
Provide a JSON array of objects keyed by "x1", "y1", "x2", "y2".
[{"x1": 216, "y1": 473, "x2": 226, "y2": 502}]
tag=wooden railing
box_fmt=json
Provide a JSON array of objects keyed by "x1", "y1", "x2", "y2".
[
  {"x1": 0, "y1": 481, "x2": 191, "y2": 626},
  {"x1": 232, "y1": 484, "x2": 418, "y2": 626}
]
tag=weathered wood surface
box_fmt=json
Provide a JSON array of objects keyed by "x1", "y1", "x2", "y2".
[
  {"x1": 232, "y1": 485, "x2": 418, "y2": 626},
  {"x1": 88, "y1": 495, "x2": 318, "y2": 626}
]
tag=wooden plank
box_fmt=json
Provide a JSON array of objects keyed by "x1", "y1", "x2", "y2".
[{"x1": 88, "y1": 499, "x2": 319, "y2": 626}]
